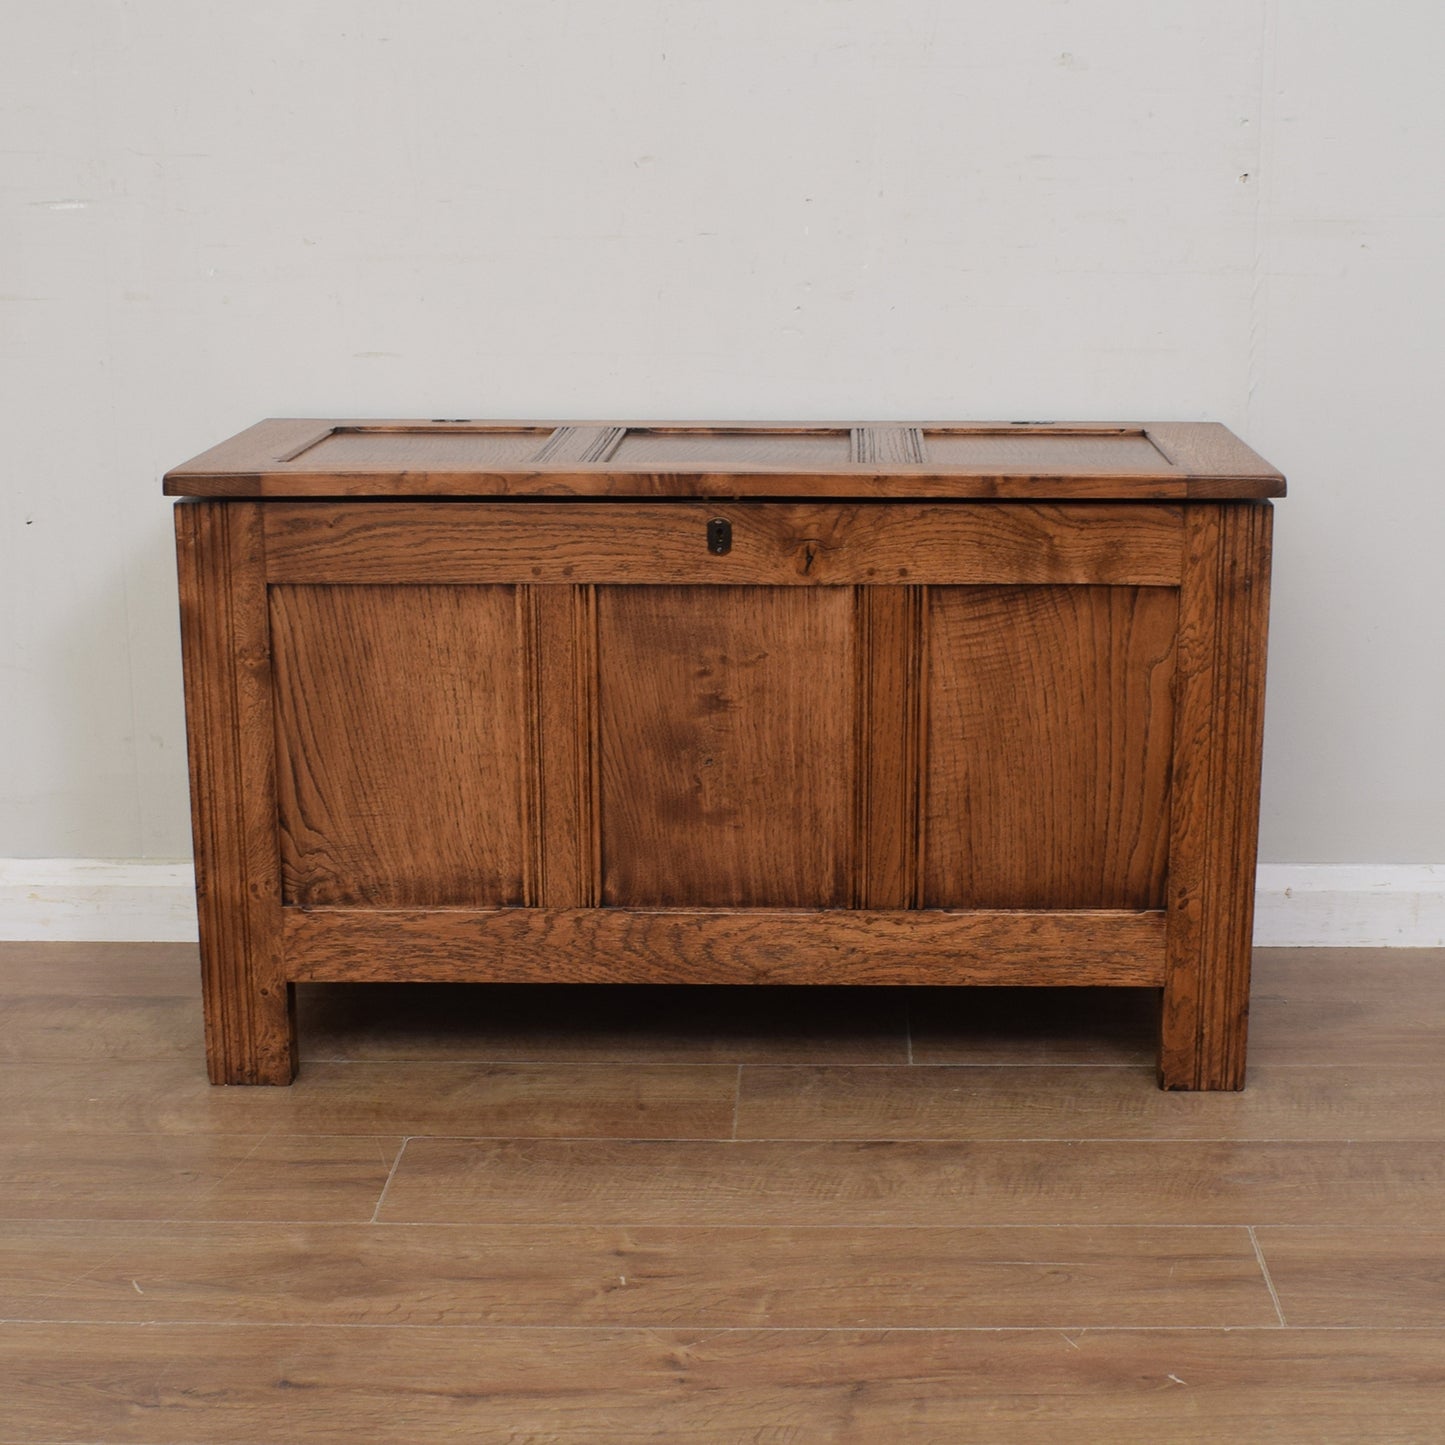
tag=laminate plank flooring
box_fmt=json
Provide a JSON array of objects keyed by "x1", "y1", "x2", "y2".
[
  {"x1": 0, "y1": 942, "x2": 1442, "y2": 1443},
  {"x1": 1252, "y1": 1228, "x2": 1445, "y2": 1326},
  {"x1": 0, "y1": 942, "x2": 198, "y2": 996},
  {"x1": 3, "y1": 1324, "x2": 1443, "y2": 1444},
  {"x1": 0, "y1": 1060, "x2": 739, "y2": 1138},
  {"x1": 0, "y1": 992, "x2": 201, "y2": 1062},
  {"x1": 0, "y1": 1132, "x2": 402, "y2": 1223},
  {"x1": 379, "y1": 1137, "x2": 1445, "y2": 1227},
  {"x1": 0, "y1": 1221, "x2": 1278, "y2": 1328},
  {"x1": 1247, "y1": 947, "x2": 1445, "y2": 1065},
  {"x1": 734, "y1": 1062, "x2": 1445, "y2": 1139}
]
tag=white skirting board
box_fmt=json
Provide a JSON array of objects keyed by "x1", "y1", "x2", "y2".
[
  {"x1": 1251, "y1": 864, "x2": 1445, "y2": 948},
  {"x1": 0, "y1": 860, "x2": 199, "y2": 943},
  {"x1": 0, "y1": 859, "x2": 1443, "y2": 947}
]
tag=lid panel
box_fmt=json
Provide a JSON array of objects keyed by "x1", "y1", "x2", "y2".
[
  {"x1": 288, "y1": 427, "x2": 551, "y2": 469},
  {"x1": 922, "y1": 429, "x2": 1170, "y2": 472},
  {"x1": 162, "y1": 418, "x2": 1284, "y2": 499},
  {"x1": 612, "y1": 429, "x2": 854, "y2": 466}
]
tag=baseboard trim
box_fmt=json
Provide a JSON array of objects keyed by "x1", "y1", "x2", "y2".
[
  {"x1": 1253, "y1": 864, "x2": 1445, "y2": 948},
  {"x1": 0, "y1": 859, "x2": 199, "y2": 943},
  {"x1": 1, "y1": 860, "x2": 1443, "y2": 948}
]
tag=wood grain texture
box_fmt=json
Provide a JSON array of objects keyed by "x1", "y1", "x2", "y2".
[
  {"x1": 1254, "y1": 1229, "x2": 1445, "y2": 1326},
  {"x1": 0, "y1": 1132, "x2": 400, "y2": 1222},
  {"x1": 272, "y1": 424, "x2": 339, "y2": 463},
  {"x1": 853, "y1": 586, "x2": 926, "y2": 908},
  {"x1": 611, "y1": 427, "x2": 853, "y2": 466},
  {"x1": 0, "y1": 1061, "x2": 739, "y2": 1138},
  {"x1": 1, "y1": 1221, "x2": 1277, "y2": 1329},
  {"x1": 0, "y1": 941, "x2": 196, "y2": 994},
  {"x1": 1161, "y1": 503, "x2": 1274, "y2": 1089},
  {"x1": 169, "y1": 1134, "x2": 403, "y2": 1222},
  {"x1": 380, "y1": 1136, "x2": 1445, "y2": 1228},
  {"x1": 1145, "y1": 422, "x2": 1287, "y2": 494},
  {"x1": 0, "y1": 1132, "x2": 266, "y2": 1221},
  {"x1": 166, "y1": 418, "x2": 343, "y2": 483},
  {"x1": 181, "y1": 467, "x2": 1204, "y2": 501},
  {"x1": 4, "y1": 941, "x2": 1441, "y2": 1442},
  {"x1": 12, "y1": 946, "x2": 1421, "y2": 1067},
  {"x1": 165, "y1": 418, "x2": 1286, "y2": 498},
  {"x1": 0, "y1": 1063, "x2": 739, "y2": 1138},
  {"x1": 733, "y1": 1064, "x2": 1445, "y2": 1141},
  {"x1": 851, "y1": 425, "x2": 925, "y2": 464},
  {"x1": 530, "y1": 424, "x2": 626, "y2": 464},
  {"x1": 922, "y1": 428, "x2": 1168, "y2": 472},
  {"x1": 282, "y1": 907, "x2": 1167, "y2": 986},
  {"x1": 2, "y1": 1325, "x2": 1438, "y2": 1444},
  {"x1": 174, "y1": 501, "x2": 294, "y2": 1084},
  {"x1": 596, "y1": 586, "x2": 854, "y2": 907},
  {"x1": 923, "y1": 585, "x2": 1177, "y2": 909},
  {"x1": 261, "y1": 500, "x2": 1186, "y2": 587},
  {"x1": 0, "y1": 994, "x2": 201, "y2": 1062},
  {"x1": 173, "y1": 428, "x2": 1279, "y2": 1092},
  {"x1": 284, "y1": 427, "x2": 552, "y2": 469},
  {"x1": 524, "y1": 585, "x2": 600, "y2": 907},
  {"x1": 1248, "y1": 947, "x2": 1445, "y2": 1065},
  {"x1": 270, "y1": 584, "x2": 527, "y2": 908}
]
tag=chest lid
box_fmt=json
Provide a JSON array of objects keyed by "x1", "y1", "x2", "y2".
[{"x1": 164, "y1": 419, "x2": 1284, "y2": 500}]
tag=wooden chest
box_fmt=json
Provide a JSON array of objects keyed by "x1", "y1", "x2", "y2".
[{"x1": 167, "y1": 419, "x2": 1283, "y2": 1089}]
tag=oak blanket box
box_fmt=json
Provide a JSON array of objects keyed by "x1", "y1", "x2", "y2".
[{"x1": 166, "y1": 419, "x2": 1283, "y2": 1088}]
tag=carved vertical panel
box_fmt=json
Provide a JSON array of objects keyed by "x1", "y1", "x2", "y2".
[
  {"x1": 531, "y1": 426, "x2": 627, "y2": 464},
  {"x1": 853, "y1": 586, "x2": 927, "y2": 908},
  {"x1": 527, "y1": 584, "x2": 601, "y2": 908},
  {"x1": 851, "y1": 426, "x2": 926, "y2": 466}
]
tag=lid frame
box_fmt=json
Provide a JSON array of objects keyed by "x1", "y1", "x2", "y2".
[{"x1": 163, "y1": 418, "x2": 1285, "y2": 500}]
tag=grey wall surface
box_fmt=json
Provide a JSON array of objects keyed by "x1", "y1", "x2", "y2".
[{"x1": 3, "y1": 1, "x2": 1441, "y2": 863}]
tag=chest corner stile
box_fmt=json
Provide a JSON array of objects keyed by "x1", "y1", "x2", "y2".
[{"x1": 167, "y1": 419, "x2": 1283, "y2": 1088}]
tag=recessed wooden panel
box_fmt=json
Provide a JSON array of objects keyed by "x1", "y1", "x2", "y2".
[
  {"x1": 283, "y1": 428, "x2": 550, "y2": 469},
  {"x1": 923, "y1": 585, "x2": 1178, "y2": 909},
  {"x1": 596, "y1": 586, "x2": 853, "y2": 907},
  {"x1": 922, "y1": 430, "x2": 1170, "y2": 472},
  {"x1": 270, "y1": 585, "x2": 527, "y2": 907},
  {"x1": 611, "y1": 429, "x2": 853, "y2": 466}
]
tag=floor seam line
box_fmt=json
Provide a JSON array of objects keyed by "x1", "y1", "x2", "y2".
[
  {"x1": 369, "y1": 1136, "x2": 412, "y2": 1225},
  {"x1": 1249, "y1": 1225, "x2": 1288, "y2": 1327}
]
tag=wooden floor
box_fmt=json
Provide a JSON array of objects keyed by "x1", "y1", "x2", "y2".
[{"x1": 2, "y1": 945, "x2": 1443, "y2": 1442}]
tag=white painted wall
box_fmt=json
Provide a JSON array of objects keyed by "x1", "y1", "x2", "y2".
[{"x1": 3, "y1": 0, "x2": 1442, "y2": 866}]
